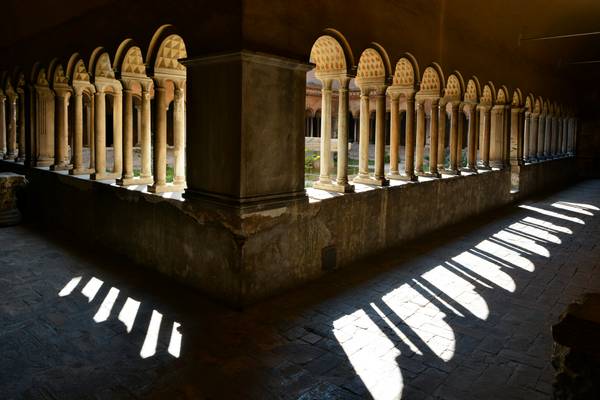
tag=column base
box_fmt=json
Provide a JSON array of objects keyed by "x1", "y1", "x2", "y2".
[
  {"x1": 116, "y1": 176, "x2": 154, "y2": 186},
  {"x1": 387, "y1": 173, "x2": 417, "y2": 182},
  {"x1": 460, "y1": 167, "x2": 478, "y2": 174},
  {"x1": 442, "y1": 169, "x2": 461, "y2": 176},
  {"x1": 417, "y1": 171, "x2": 441, "y2": 178},
  {"x1": 35, "y1": 160, "x2": 53, "y2": 167},
  {"x1": 91, "y1": 172, "x2": 120, "y2": 181},
  {"x1": 313, "y1": 181, "x2": 354, "y2": 193},
  {"x1": 15, "y1": 156, "x2": 25, "y2": 162},
  {"x1": 353, "y1": 175, "x2": 389, "y2": 186},
  {"x1": 4, "y1": 154, "x2": 16, "y2": 161},
  {"x1": 478, "y1": 165, "x2": 492, "y2": 171},
  {"x1": 70, "y1": 167, "x2": 95, "y2": 176},
  {"x1": 147, "y1": 182, "x2": 186, "y2": 194},
  {"x1": 50, "y1": 163, "x2": 72, "y2": 171}
]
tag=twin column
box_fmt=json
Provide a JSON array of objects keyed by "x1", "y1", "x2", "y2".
[{"x1": 313, "y1": 75, "x2": 353, "y2": 192}]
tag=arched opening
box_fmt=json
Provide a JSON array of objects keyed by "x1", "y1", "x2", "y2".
[
  {"x1": 307, "y1": 31, "x2": 356, "y2": 192},
  {"x1": 415, "y1": 64, "x2": 444, "y2": 177},
  {"x1": 146, "y1": 25, "x2": 187, "y2": 193}
]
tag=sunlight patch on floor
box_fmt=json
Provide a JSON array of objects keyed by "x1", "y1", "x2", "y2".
[{"x1": 333, "y1": 309, "x2": 403, "y2": 400}]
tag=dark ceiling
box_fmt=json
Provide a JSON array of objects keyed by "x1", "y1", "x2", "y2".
[{"x1": 1, "y1": 0, "x2": 599, "y2": 109}]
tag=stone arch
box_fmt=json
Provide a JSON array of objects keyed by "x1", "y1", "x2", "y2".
[
  {"x1": 524, "y1": 93, "x2": 535, "y2": 112},
  {"x1": 29, "y1": 62, "x2": 41, "y2": 84},
  {"x1": 309, "y1": 31, "x2": 353, "y2": 76},
  {"x1": 418, "y1": 62, "x2": 445, "y2": 96},
  {"x1": 356, "y1": 43, "x2": 392, "y2": 84},
  {"x1": 391, "y1": 52, "x2": 420, "y2": 89},
  {"x1": 89, "y1": 48, "x2": 117, "y2": 82},
  {"x1": 115, "y1": 38, "x2": 148, "y2": 80},
  {"x1": 511, "y1": 88, "x2": 523, "y2": 107},
  {"x1": 496, "y1": 85, "x2": 509, "y2": 105},
  {"x1": 50, "y1": 61, "x2": 69, "y2": 90},
  {"x1": 480, "y1": 82, "x2": 496, "y2": 106},
  {"x1": 146, "y1": 24, "x2": 187, "y2": 79},
  {"x1": 534, "y1": 97, "x2": 543, "y2": 114},
  {"x1": 444, "y1": 70, "x2": 465, "y2": 101},
  {"x1": 464, "y1": 76, "x2": 481, "y2": 103},
  {"x1": 67, "y1": 53, "x2": 91, "y2": 86}
]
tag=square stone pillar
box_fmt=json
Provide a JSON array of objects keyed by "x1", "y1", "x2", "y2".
[{"x1": 182, "y1": 51, "x2": 310, "y2": 210}]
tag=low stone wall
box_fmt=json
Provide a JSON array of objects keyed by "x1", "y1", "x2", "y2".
[
  {"x1": 518, "y1": 157, "x2": 578, "y2": 198},
  {"x1": 0, "y1": 157, "x2": 578, "y2": 306}
]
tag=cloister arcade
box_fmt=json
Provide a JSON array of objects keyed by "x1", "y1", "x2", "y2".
[
  {"x1": 306, "y1": 31, "x2": 578, "y2": 193},
  {"x1": 0, "y1": 25, "x2": 187, "y2": 195}
]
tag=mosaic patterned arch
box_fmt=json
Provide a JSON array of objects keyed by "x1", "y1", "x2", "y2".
[
  {"x1": 118, "y1": 41, "x2": 148, "y2": 80},
  {"x1": 310, "y1": 35, "x2": 348, "y2": 76},
  {"x1": 525, "y1": 93, "x2": 535, "y2": 112},
  {"x1": 464, "y1": 76, "x2": 481, "y2": 103},
  {"x1": 534, "y1": 97, "x2": 543, "y2": 114},
  {"x1": 511, "y1": 88, "x2": 523, "y2": 107},
  {"x1": 480, "y1": 82, "x2": 496, "y2": 106},
  {"x1": 67, "y1": 53, "x2": 91, "y2": 85},
  {"x1": 543, "y1": 99, "x2": 550, "y2": 114},
  {"x1": 496, "y1": 85, "x2": 509, "y2": 105},
  {"x1": 356, "y1": 43, "x2": 391, "y2": 84},
  {"x1": 392, "y1": 53, "x2": 420, "y2": 88},
  {"x1": 418, "y1": 63, "x2": 444, "y2": 96},
  {"x1": 147, "y1": 25, "x2": 187, "y2": 79},
  {"x1": 35, "y1": 68, "x2": 49, "y2": 87},
  {"x1": 51, "y1": 62, "x2": 69, "y2": 89},
  {"x1": 444, "y1": 71, "x2": 465, "y2": 100}
]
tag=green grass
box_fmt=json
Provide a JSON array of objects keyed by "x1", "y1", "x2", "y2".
[{"x1": 133, "y1": 166, "x2": 174, "y2": 183}]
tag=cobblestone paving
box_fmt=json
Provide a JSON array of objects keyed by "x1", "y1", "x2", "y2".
[{"x1": 1, "y1": 180, "x2": 600, "y2": 399}]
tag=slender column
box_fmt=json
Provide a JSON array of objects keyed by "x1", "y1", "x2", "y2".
[
  {"x1": 89, "y1": 96, "x2": 95, "y2": 170},
  {"x1": 415, "y1": 99, "x2": 426, "y2": 174},
  {"x1": 437, "y1": 102, "x2": 446, "y2": 172},
  {"x1": 140, "y1": 86, "x2": 152, "y2": 181},
  {"x1": 561, "y1": 118, "x2": 568, "y2": 155},
  {"x1": 543, "y1": 114, "x2": 552, "y2": 158},
  {"x1": 112, "y1": 91, "x2": 123, "y2": 175},
  {"x1": 373, "y1": 87, "x2": 388, "y2": 185},
  {"x1": 572, "y1": 118, "x2": 577, "y2": 155},
  {"x1": 466, "y1": 105, "x2": 477, "y2": 171},
  {"x1": 51, "y1": 91, "x2": 71, "y2": 170},
  {"x1": 135, "y1": 105, "x2": 142, "y2": 146},
  {"x1": 355, "y1": 88, "x2": 370, "y2": 180},
  {"x1": 448, "y1": 102, "x2": 459, "y2": 174},
  {"x1": 316, "y1": 78, "x2": 332, "y2": 185},
  {"x1": 92, "y1": 90, "x2": 106, "y2": 179},
  {"x1": 404, "y1": 94, "x2": 416, "y2": 180},
  {"x1": 118, "y1": 88, "x2": 134, "y2": 184},
  {"x1": 173, "y1": 85, "x2": 186, "y2": 188},
  {"x1": 0, "y1": 94, "x2": 6, "y2": 157},
  {"x1": 335, "y1": 77, "x2": 352, "y2": 191},
  {"x1": 70, "y1": 88, "x2": 85, "y2": 174},
  {"x1": 388, "y1": 91, "x2": 401, "y2": 178},
  {"x1": 536, "y1": 114, "x2": 545, "y2": 160},
  {"x1": 6, "y1": 96, "x2": 17, "y2": 160},
  {"x1": 428, "y1": 99, "x2": 440, "y2": 176},
  {"x1": 456, "y1": 106, "x2": 465, "y2": 170},
  {"x1": 529, "y1": 113, "x2": 539, "y2": 161},
  {"x1": 17, "y1": 92, "x2": 25, "y2": 161},
  {"x1": 26, "y1": 86, "x2": 36, "y2": 166},
  {"x1": 510, "y1": 107, "x2": 523, "y2": 166},
  {"x1": 490, "y1": 105, "x2": 504, "y2": 169},
  {"x1": 479, "y1": 106, "x2": 491, "y2": 169},
  {"x1": 149, "y1": 85, "x2": 167, "y2": 192},
  {"x1": 523, "y1": 112, "x2": 530, "y2": 162}
]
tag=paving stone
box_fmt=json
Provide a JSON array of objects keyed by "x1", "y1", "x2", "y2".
[{"x1": 2, "y1": 181, "x2": 600, "y2": 399}]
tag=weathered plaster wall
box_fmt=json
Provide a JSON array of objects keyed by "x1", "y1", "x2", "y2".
[{"x1": 0, "y1": 157, "x2": 577, "y2": 306}]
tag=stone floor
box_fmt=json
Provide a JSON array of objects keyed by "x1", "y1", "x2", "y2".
[{"x1": 1, "y1": 180, "x2": 600, "y2": 399}]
